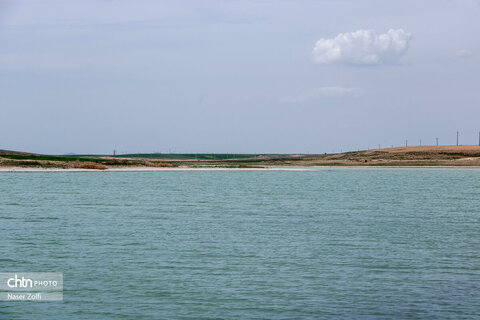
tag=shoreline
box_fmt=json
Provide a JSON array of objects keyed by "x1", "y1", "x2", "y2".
[
  {"x1": 2, "y1": 165, "x2": 480, "y2": 172},
  {"x1": 4, "y1": 146, "x2": 480, "y2": 170},
  {"x1": 0, "y1": 166, "x2": 314, "y2": 172}
]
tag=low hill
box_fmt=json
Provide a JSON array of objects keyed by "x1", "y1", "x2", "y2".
[
  {"x1": 0, "y1": 149, "x2": 39, "y2": 156},
  {"x1": 3, "y1": 146, "x2": 480, "y2": 168},
  {"x1": 264, "y1": 145, "x2": 480, "y2": 166}
]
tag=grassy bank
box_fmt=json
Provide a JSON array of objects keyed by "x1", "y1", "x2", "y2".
[{"x1": 3, "y1": 146, "x2": 480, "y2": 169}]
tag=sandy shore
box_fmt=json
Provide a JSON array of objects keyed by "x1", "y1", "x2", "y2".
[
  {"x1": 2, "y1": 166, "x2": 480, "y2": 172},
  {"x1": 0, "y1": 166, "x2": 320, "y2": 172}
]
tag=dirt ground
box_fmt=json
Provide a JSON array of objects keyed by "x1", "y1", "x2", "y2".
[{"x1": 263, "y1": 145, "x2": 480, "y2": 167}]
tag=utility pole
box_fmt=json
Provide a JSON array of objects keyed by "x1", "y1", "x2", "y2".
[
  {"x1": 456, "y1": 131, "x2": 459, "y2": 146},
  {"x1": 436, "y1": 137, "x2": 439, "y2": 146}
]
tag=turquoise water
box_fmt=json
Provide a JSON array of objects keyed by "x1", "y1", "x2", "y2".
[{"x1": 1, "y1": 169, "x2": 479, "y2": 319}]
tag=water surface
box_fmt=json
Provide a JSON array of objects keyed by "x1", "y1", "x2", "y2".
[{"x1": 1, "y1": 169, "x2": 479, "y2": 319}]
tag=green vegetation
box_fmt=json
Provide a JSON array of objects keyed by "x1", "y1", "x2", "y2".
[
  {"x1": 113, "y1": 153, "x2": 287, "y2": 160},
  {"x1": 4, "y1": 146, "x2": 480, "y2": 169},
  {"x1": 0, "y1": 153, "x2": 175, "y2": 169},
  {"x1": 0, "y1": 154, "x2": 104, "y2": 162},
  {"x1": 0, "y1": 151, "x2": 305, "y2": 169}
]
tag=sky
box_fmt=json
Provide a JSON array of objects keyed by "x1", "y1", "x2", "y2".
[{"x1": 1, "y1": 0, "x2": 480, "y2": 154}]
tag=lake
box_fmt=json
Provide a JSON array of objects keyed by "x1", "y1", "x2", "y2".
[{"x1": 1, "y1": 168, "x2": 479, "y2": 319}]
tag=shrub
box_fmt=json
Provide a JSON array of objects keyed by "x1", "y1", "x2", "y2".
[
  {"x1": 145, "y1": 161, "x2": 174, "y2": 168},
  {"x1": 72, "y1": 162, "x2": 107, "y2": 170}
]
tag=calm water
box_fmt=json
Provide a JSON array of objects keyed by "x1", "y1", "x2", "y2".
[{"x1": 1, "y1": 169, "x2": 479, "y2": 319}]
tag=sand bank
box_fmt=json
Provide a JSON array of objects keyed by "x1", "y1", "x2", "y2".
[{"x1": 0, "y1": 166, "x2": 319, "y2": 172}]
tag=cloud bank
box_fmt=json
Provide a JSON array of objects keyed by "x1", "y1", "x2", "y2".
[
  {"x1": 280, "y1": 86, "x2": 362, "y2": 103},
  {"x1": 312, "y1": 29, "x2": 412, "y2": 65}
]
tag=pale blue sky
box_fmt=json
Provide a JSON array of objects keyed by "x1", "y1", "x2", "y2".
[{"x1": 1, "y1": 0, "x2": 479, "y2": 154}]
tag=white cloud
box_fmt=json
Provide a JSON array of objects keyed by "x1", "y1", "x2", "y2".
[
  {"x1": 280, "y1": 86, "x2": 362, "y2": 103},
  {"x1": 455, "y1": 49, "x2": 473, "y2": 58},
  {"x1": 312, "y1": 29, "x2": 412, "y2": 65}
]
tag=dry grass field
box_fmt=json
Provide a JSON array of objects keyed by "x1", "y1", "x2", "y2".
[
  {"x1": 265, "y1": 145, "x2": 480, "y2": 167},
  {"x1": 3, "y1": 146, "x2": 480, "y2": 169}
]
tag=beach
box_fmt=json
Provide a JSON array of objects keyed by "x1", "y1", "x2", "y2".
[{"x1": 0, "y1": 166, "x2": 319, "y2": 172}]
